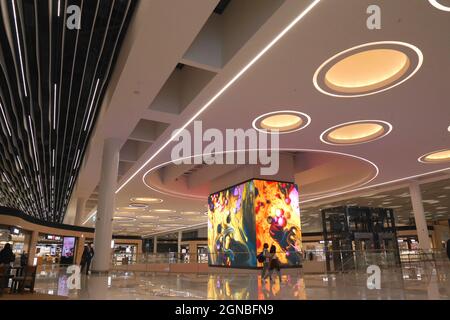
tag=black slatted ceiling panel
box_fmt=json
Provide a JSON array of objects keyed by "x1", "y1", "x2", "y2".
[{"x1": 0, "y1": 0, "x2": 138, "y2": 223}]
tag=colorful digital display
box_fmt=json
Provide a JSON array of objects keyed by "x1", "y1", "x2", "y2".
[{"x1": 208, "y1": 179, "x2": 302, "y2": 268}]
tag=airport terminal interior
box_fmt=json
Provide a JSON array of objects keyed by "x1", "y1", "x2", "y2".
[{"x1": 0, "y1": 0, "x2": 450, "y2": 301}]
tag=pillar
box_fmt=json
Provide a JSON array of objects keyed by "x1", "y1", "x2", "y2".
[
  {"x1": 74, "y1": 198, "x2": 86, "y2": 226},
  {"x1": 153, "y1": 236, "x2": 158, "y2": 254},
  {"x1": 76, "y1": 235, "x2": 86, "y2": 265},
  {"x1": 177, "y1": 231, "x2": 182, "y2": 255},
  {"x1": 92, "y1": 138, "x2": 121, "y2": 272},
  {"x1": 409, "y1": 182, "x2": 432, "y2": 251},
  {"x1": 27, "y1": 231, "x2": 39, "y2": 266}
]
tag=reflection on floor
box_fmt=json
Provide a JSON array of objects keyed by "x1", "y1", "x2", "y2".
[{"x1": 31, "y1": 265, "x2": 450, "y2": 300}]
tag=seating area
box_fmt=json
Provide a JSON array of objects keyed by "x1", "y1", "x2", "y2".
[{"x1": 0, "y1": 265, "x2": 37, "y2": 297}]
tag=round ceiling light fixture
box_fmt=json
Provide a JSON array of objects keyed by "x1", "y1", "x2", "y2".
[
  {"x1": 320, "y1": 120, "x2": 392, "y2": 145},
  {"x1": 252, "y1": 111, "x2": 311, "y2": 134},
  {"x1": 130, "y1": 197, "x2": 163, "y2": 204},
  {"x1": 429, "y1": 0, "x2": 450, "y2": 11},
  {"x1": 128, "y1": 203, "x2": 149, "y2": 209},
  {"x1": 313, "y1": 41, "x2": 423, "y2": 98},
  {"x1": 138, "y1": 215, "x2": 160, "y2": 220},
  {"x1": 180, "y1": 211, "x2": 201, "y2": 216},
  {"x1": 418, "y1": 149, "x2": 450, "y2": 164},
  {"x1": 149, "y1": 209, "x2": 176, "y2": 214},
  {"x1": 116, "y1": 207, "x2": 146, "y2": 212},
  {"x1": 113, "y1": 216, "x2": 136, "y2": 222}
]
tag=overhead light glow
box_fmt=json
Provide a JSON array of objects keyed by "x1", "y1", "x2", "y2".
[
  {"x1": 84, "y1": 79, "x2": 101, "y2": 131},
  {"x1": 11, "y1": 0, "x2": 27, "y2": 97},
  {"x1": 320, "y1": 120, "x2": 392, "y2": 145},
  {"x1": 429, "y1": 0, "x2": 450, "y2": 11},
  {"x1": 324, "y1": 49, "x2": 410, "y2": 93},
  {"x1": 253, "y1": 111, "x2": 311, "y2": 134},
  {"x1": 313, "y1": 41, "x2": 423, "y2": 98},
  {"x1": 115, "y1": 0, "x2": 322, "y2": 194},
  {"x1": 180, "y1": 211, "x2": 201, "y2": 216},
  {"x1": 150, "y1": 209, "x2": 176, "y2": 213},
  {"x1": 130, "y1": 197, "x2": 163, "y2": 204},
  {"x1": 418, "y1": 149, "x2": 450, "y2": 164}
]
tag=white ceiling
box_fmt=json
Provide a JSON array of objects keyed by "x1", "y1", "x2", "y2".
[{"x1": 67, "y1": 0, "x2": 450, "y2": 236}]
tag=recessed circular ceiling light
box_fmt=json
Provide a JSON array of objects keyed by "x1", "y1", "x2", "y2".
[
  {"x1": 113, "y1": 216, "x2": 136, "y2": 222},
  {"x1": 138, "y1": 215, "x2": 160, "y2": 220},
  {"x1": 130, "y1": 197, "x2": 163, "y2": 204},
  {"x1": 252, "y1": 111, "x2": 311, "y2": 134},
  {"x1": 429, "y1": 0, "x2": 450, "y2": 11},
  {"x1": 320, "y1": 120, "x2": 392, "y2": 145},
  {"x1": 128, "y1": 203, "x2": 149, "y2": 208},
  {"x1": 418, "y1": 149, "x2": 450, "y2": 164},
  {"x1": 313, "y1": 41, "x2": 423, "y2": 98},
  {"x1": 180, "y1": 211, "x2": 201, "y2": 216},
  {"x1": 116, "y1": 207, "x2": 146, "y2": 212},
  {"x1": 149, "y1": 209, "x2": 176, "y2": 213}
]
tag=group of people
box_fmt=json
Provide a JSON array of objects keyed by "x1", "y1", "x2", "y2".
[{"x1": 259, "y1": 243, "x2": 282, "y2": 282}]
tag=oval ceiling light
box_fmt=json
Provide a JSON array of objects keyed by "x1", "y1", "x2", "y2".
[
  {"x1": 418, "y1": 149, "x2": 450, "y2": 164},
  {"x1": 138, "y1": 215, "x2": 160, "y2": 220},
  {"x1": 116, "y1": 207, "x2": 146, "y2": 212},
  {"x1": 429, "y1": 0, "x2": 450, "y2": 11},
  {"x1": 313, "y1": 41, "x2": 423, "y2": 98},
  {"x1": 149, "y1": 209, "x2": 176, "y2": 213},
  {"x1": 113, "y1": 217, "x2": 136, "y2": 222},
  {"x1": 180, "y1": 211, "x2": 201, "y2": 216},
  {"x1": 321, "y1": 120, "x2": 392, "y2": 145},
  {"x1": 130, "y1": 197, "x2": 163, "y2": 204},
  {"x1": 128, "y1": 203, "x2": 149, "y2": 209},
  {"x1": 252, "y1": 111, "x2": 311, "y2": 134}
]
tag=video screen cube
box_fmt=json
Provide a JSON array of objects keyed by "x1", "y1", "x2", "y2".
[{"x1": 207, "y1": 179, "x2": 302, "y2": 268}]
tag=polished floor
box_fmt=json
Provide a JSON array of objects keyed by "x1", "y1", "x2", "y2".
[{"x1": 31, "y1": 265, "x2": 450, "y2": 300}]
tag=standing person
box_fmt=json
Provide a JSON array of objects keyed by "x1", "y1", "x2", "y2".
[
  {"x1": 80, "y1": 245, "x2": 89, "y2": 274},
  {"x1": 0, "y1": 244, "x2": 15, "y2": 267},
  {"x1": 267, "y1": 245, "x2": 282, "y2": 283},
  {"x1": 446, "y1": 239, "x2": 450, "y2": 261},
  {"x1": 20, "y1": 251, "x2": 28, "y2": 267},
  {"x1": 260, "y1": 243, "x2": 270, "y2": 281}
]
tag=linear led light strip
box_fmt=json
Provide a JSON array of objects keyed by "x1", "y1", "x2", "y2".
[
  {"x1": 73, "y1": 149, "x2": 81, "y2": 170},
  {"x1": 83, "y1": 0, "x2": 322, "y2": 226},
  {"x1": 52, "y1": 149, "x2": 55, "y2": 167},
  {"x1": 2, "y1": 173, "x2": 11, "y2": 185},
  {"x1": 11, "y1": 0, "x2": 28, "y2": 97},
  {"x1": 28, "y1": 116, "x2": 40, "y2": 172},
  {"x1": 84, "y1": 79, "x2": 100, "y2": 131},
  {"x1": 16, "y1": 156, "x2": 24, "y2": 170},
  {"x1": 0, "y1": 102, "x2": 12, "y2": 136},
  {"x1": 114, "y1": 0, "x2": 321, "y2": 195},
  {"x1": 53, "y1": 84, "x2": 57, "y2": 130},
  {"x1": 57, "y1": 0, "x2": 61, "y2": 17}
]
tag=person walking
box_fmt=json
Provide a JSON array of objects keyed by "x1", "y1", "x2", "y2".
[
  {"x1": 260, "y1": 243, "x2": 270, "y2": 281},
  {"x1": 267, "y1": 245, "x2": 282, "y2": 283},
  {"x1": 20, "y1": 251, "x2": 28, "y2": 267},
  {"x1": 0, "y1": 243, "x2": 15, "y2": 267},
  {"x1": 86, "y1": 244, "x2": 94, "y2": 274},
  {"x1": 80, "y1": 244, "x2": 94, "y2": 275},
  {"x1": 446, "y1": 239, "x2": 450, "y2": 261}
]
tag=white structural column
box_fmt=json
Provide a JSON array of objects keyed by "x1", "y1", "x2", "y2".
[
  {"x1": 178, "y1": 231, "x2": 182, "y2": 255},
  {"x1": 92, "y1": 138, "x2": 121, "y2": 272},
  {"x1": 153, "y1": 236, "x2": 158, "y2": 253},
  {"x1": 74, "y1": 197, "x2": 86, "y2": 226},
  {"x1": 409, "y1": 182, "x2": 432, "y2": 251}
]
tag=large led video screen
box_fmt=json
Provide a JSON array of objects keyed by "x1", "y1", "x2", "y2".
[{"x1": 208, "y1": 179, "x2": 302, "y2": 268}]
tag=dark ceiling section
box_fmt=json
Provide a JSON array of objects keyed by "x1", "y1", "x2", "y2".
[{"x1": 0, "y1": 0, "x2": 137, "y2": 223}]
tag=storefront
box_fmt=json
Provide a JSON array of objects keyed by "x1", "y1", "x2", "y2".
[{"x1": 0, "y1": 207, "x2": 142, "y2": 268}]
